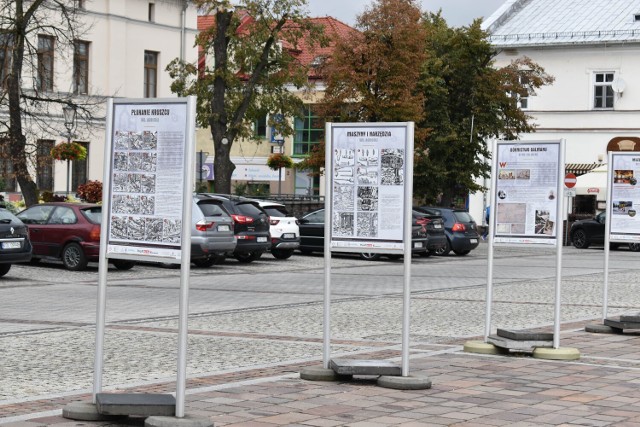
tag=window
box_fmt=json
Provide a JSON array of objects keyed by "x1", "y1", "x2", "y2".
[
  {"x1": 144, "y1": 51, "x2": 158, "y2": 98},
  {"x1": 73, "y1": 40, "x2": 89, "y2": 95},
  {"x1": 0, "y1": 34, "x2": 13, "y2": 86},
  {"x1": 36, "y1": 140, "x2": 54, "y2": 191},
  {"x1": 518, "y1": 73, "x2": 530, "y2": 109},
  {"x1": 71, "y1": 142, "x2": 88, "y2": 191},
  {"x1": 75, "y1": 0, "x2": 85, "y2": 9},
  {"x1": 254, "y1": 114, "x2": 267, "y2": 139},
  {"x1": 293, "y1": 105, "x2": 323, "y2": 156},
  {"x1": 594, "y1": 72, "x2": 615, "y2": 109},
  {"x1": 148, "y1": 3, "x2": 155, "y2": 22},
  {"x1": 0, "y1": 140, "x2": 15, "y2": 191},
  {"x1": 37, "y1": 35, "x2": 55, "y2": 92}
]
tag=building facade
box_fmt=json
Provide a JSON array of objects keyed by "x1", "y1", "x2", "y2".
[
  {"x1": 472, "y1": 0, "x2": 640, "y2": 217},
  {"x1": 0, "y1": 0, "x2": 198, "y2": 199}
]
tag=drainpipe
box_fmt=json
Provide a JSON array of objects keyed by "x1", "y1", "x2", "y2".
[{"x1": 180, "y1": 0, "x2": 187, "y2": 61}]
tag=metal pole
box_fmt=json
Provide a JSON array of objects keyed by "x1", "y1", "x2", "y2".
[
  {"x1": 66, "y1": 159, "x2": 71, "y2": 197},
  {"x1": 603, "y1": 151, "x2": 614, "y2": 320},
  {"x1": 402, "y1": 122, "x2": 414, "y2": 377},
  {"x1": 322, "y1": 123, "x2": 332, "y2": 369},
  {"x1": 278, "y1": 167, "x2": 282, "y2": 196},
  {"x1": 176, "y1": 96, "x2": 197, "y2": 418},
  {"x1": 553, "y1": 139, "x2": 566, "y2": 349},
  {"x1": 484, "y1": 139, "x2": 498, "y2": 341}
]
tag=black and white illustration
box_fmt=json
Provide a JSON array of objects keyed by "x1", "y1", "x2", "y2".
[
  {"x1": 334, "y1": 165, "x2": 354, "y2": 185},
  {"x1": 380, "y1": 149, "x2": 404, "y2": 185},
  {"x1": 114, "y1": 131, "x2": 130, "y2": 150},
  {"x1": 127, "y1": 216, "x2": 146, "y2": 240},
  {"x1": 112, "y1": 195, "x2": 140, "y2": 214},
  {"x1": 357, "y1": 148, "x2": 379, "y2": 167},
  {"x1": 333, "y1": 185, "x2": 355, "y2": 211},
  {"x1": 357, "y1": 212, "x2": 378, "y2": 237},
  {"x1": 144, "y1": 218, "x2": 164, "y2": 242},
  {"x1": 127, "y1": 173, "x2": 142, "y2": 193},
  {"x1": 113, "y1": 173, "x2": 128, "y2": 192},
  {"x1": 335, "y1": 149, "x2": 355, "y2": 167},
  {"x1": 163, "y1": 219, "x2": 182, "y2": 243},
  {"x1": 139, "y1": 195, "x2": 155, "y2": 215},
  {"x1": 110, "y1": 216, "x2": 128, "y2": 239},
  {"x1": 357, "y1": 166, "x2": 378, "y2": 185},
  {"x1": 140, "y1": 174, "x2": 156, "y2": 193},
  {"x1": 332, "y1": 211, "x2": 354, "y2": 237},
  {"x1": 114, "y1": 152, "x2": 129, "y2": 171},
  {"x1": 357, "y1": 186, "x2": 378, "y2": 211},
  {"x1": 129, "y1": 131, "x2": 157, "y2": 150},
  {"x1": 139, "y1": 152, "x2": 158, "y2": 172}
]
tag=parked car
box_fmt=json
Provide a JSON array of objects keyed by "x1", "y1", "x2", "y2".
[
  {"x1": 418, "y1": 206, "x2": 480, "y2": 256},
  {"x1": 254, "y1": 200, "x2": 300, "y2": 259},
  {"x1": 16, "y1": 202, "x2": 135, "y2": 271},
  {"x1": 570, "y1": 211, "x2": 640, "y2": 251},
  {"x1": 0, "y1": 208, "x2": 32, "y2": 276},
  {"x1": 196, "y1": 194, "x2": 271, "y2": 262},
  {"x1": 297, "y1": 208, "x2": 429, "y2": 260},
  {"x1": 413, "y1": 209, "x2": 447, "y2": 257},
  {"x1": 191, "y1": 195, "x2": 237, "y2": 267}
]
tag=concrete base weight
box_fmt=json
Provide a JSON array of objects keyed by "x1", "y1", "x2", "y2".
[
  {"x1": 533, "y1": 347, "x2": 580, "y2": 360},
  {"x1": 585, "y1": 323, "x2": 617, "y2": 334},
  {"x1": 378, "y1": 375, "x2": 432, "y2": 390},
  {"x1": 463, "y1": 340, "x2": 506, "y2": 355},
  {"x1": 146, "y1": 415, "x2": 213, "y2": 427},
  {"x1": 300, "y1": 365, "x2": 349, "y2": 381},
  {"x1": 62, "y1": 401, "x2": 122, "y2": 421}
]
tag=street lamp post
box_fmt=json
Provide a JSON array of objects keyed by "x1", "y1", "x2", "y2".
[{"x1": 62, "y1": 105, "x2": 77, "y2": 196}]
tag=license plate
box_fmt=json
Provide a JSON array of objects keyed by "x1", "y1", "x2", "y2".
[
  {"x1": 434, "y1": 224, "x2": 442, "y2": 228},
  {"x1": 470, "y1": 239, "x2": 478, "y2": 244},
  {"x1": 414, "y1": 242, "x2": 423, "y2": 248},
  {"x1": 217, "y1": 225, "x2": 230, "y2": 231},
  {"x1": 282, "y1": 233, "x2": 295, "y2": 239},
  {"x1": 257, "y1": 236, "x2": 267, "y2": 242},
  {"x1": 2, "y1": 241, "x2": 20, "y2": 249}
]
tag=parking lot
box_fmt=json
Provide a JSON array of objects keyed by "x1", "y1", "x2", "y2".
[{"x1": 2, "y1": 243, "x2": 640, "y2": 422}]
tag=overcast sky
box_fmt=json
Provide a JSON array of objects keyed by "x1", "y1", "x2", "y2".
[{"x1": 307, "y1": 0, "x2": 506, "y2": 28}]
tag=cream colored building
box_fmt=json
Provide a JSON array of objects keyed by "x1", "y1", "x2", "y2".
[{"x1": 1, "y1": 0, "x2": 198, "y2": 197}]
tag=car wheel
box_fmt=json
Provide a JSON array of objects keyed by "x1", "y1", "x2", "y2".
[
  {"x1": 193, "y1": 256, "x2": 218, "y2": 268},
  {"x1": 234, "y1": 252, "x2": 256, "y2": 263},
  {"x1": 630, "y1": 243, "x2": 640, "y2": 252},
  {"x1": 386, "y1": 254, "x2": 402, "y2": 260},
  {"x1": 454, "y1": 250, "x2": 471, "y2": 256},
  {"x1": 112, "y1": 260, "x2": 135, "y2": 270},
  {"x1": 62, "y1": 242, "x2": 88, "y2": 271},
  {"x1": 359, "y1": 252, "x2": 381, "y2": 261},
  {"x1": 418, "y1": 251, "x2": 431, "y2": 257},
  {"x1": 272, "y1": 249, "x2": 294, "y2": 260},
  {"x1": 434, "y1": 239, "x2": 451, "y2": 256},
  {"x1": 0, "y1": 264, "x2": 11, "y2": 277},
  {"x1": 571, "y1": 229, "x2": 589, "y2": 249}
]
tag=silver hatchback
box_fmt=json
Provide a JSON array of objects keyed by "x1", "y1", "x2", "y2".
[{"x1": 190, "y1": 196, "x2": 237, "y2": 267}]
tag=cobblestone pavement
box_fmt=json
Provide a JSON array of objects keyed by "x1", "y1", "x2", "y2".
[{"x1": 2, "y1": 244, "x2": 640, "y2": 425}]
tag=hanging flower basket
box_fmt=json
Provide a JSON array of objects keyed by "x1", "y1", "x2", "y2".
[
  {"x1": 50, "y1": 141, "x2": 87, "y2": 161},
  {"x1": 266, "y1": 153, "x2": 294, "y2": 171}
]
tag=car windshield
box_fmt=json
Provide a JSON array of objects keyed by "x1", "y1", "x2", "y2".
[
  {"x1": 263, "y1": 206, "x2": 288, "y2": 217},
  {"x1": 0, "y1": 209, "x2": 19, "y2": 223},
  {"x1": 453, "y1": 211, "x2": 475, "y2": 223},
  {"x1": 198, "y1": 202, "x2": 228, "y2": 217},
  {"x1": 235, "y1": 202, "x2": 265, "y2": 217},
  {"x1": 81, "y1": 207, "x2": 102, "y2": 224}
]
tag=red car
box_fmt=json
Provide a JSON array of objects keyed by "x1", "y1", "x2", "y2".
[{"x1": 16, "y1": 202, "x2": 134, "y2": 271}]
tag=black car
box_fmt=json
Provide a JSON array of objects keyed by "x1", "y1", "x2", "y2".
[
  {"x1": 413, "y1": 209, "x2": 447, "y2": 256},
  {"x1": 570, "y1": 211, "x2": 640, "y2": 251},
  {"x1": 0, "y1": 208, "x2": 32, "y2": 276},
  {"x1": 297, "y1": 208, "x2": 429, "y2": 260},
  {"x1": 418, "y1": 206, "x2": 480, "y2": 256},
  {"x1": 197, "y1": 194, "x2": 271, "y2": 262}
]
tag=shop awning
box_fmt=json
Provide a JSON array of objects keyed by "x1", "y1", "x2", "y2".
[{"x1": 565, "y1": 162, "x2": 601, "y2": 176}]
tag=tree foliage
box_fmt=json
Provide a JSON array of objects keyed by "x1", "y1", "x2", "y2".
[
  {"x1": 167, "y1": 0, "x2": 326, "y2": 194},
  {"x1": 414, "y1": 13, "x2": 554, "y2": 205},
  {"x1": 0, "y1": 0, "x2": 100, "y2": 206}
]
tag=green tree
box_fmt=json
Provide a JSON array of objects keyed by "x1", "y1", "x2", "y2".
[
  {"x1": 415, "y1": 13, "x2": 554, "y2": 205},
  {"x1": 0, "y1": 0, "x2": 97, "y2": 206},
  {"x1": 167, "y1": 0, "x2": 326, "y2": 194}
]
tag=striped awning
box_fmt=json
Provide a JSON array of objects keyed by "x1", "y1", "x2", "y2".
[{"x1": 565, "y1": 163, "x2": 601, "y2": 176}]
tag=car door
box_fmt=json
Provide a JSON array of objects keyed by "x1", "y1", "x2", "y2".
[
  {"x1": 589, "y1": 211, "x2": 607, "y2": 244},
  {"x1": 300, "y1": 210, "x2": 325, "y2": 250},
  {"x1": 44, "y1": 206, "x2": 79, "y2": 257},
  {"x1": 16, "y1": 205, "x2": 56, "y2": 256}
]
